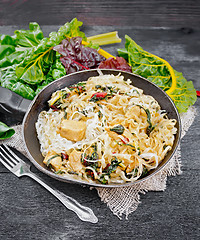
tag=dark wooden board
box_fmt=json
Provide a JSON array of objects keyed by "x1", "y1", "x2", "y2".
[
  {"x1": 0, "y1": 0, "x2": 200, "y2": 28},
  {"x1": 0, "y1": 23, "x2": 200, "y2": 240}
]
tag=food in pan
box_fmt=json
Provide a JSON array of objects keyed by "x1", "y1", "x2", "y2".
[{"x1": 36, "y1": 74, "x2": 177, "y2": 184}]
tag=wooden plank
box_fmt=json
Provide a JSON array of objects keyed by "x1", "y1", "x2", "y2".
[
  {"x1": 0, "y1": 168, "x2": 199, "y2": 239},
  {"x1": 0, "y1": 0, "x2": 200, "y2": 27}
]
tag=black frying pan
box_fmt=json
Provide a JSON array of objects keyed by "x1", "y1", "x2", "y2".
[{"x1": 0, "y1": 69, "x2": 181, "y2": 188}]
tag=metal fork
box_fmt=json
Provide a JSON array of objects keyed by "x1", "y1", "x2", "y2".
[{"x1": 0, "y1": 144, "x2": 98, "y2": 223}]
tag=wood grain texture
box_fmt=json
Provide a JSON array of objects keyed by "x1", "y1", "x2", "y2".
[
  {"x1": 0, "y1": 24, "x2": 200, "y2": 239},
  {"x1": 0, "y1": 0, "x2": 200, "y2": 27}
]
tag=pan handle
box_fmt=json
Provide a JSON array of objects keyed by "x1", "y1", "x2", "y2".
[{"x1": 0, "y1": 86, "x2": 32, "y2": 121}]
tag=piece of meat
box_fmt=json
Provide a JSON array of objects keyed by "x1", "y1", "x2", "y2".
[
  {"x1": 68, "y1": 149, "x2": 83, "y2": 172},
  {"x1": 43, "y1": 150, "x2": 62, "y2": 172},
  {"x1": 58, "y1": 119, "x2": 86, "y2": 142}
]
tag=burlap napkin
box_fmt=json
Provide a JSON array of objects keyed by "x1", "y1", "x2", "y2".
[{"x1": 0, "y1": 107, "x2": 197, "y2": 219}]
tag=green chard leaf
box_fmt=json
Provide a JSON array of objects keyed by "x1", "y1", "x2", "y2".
[
  {"x1": 14, "y1": 22, "x2": 44, "y2": 47},
  {"x1": 35, "y1": 57, "x2": 66, "y2": 95},
  {"x1": 0, "y1": 44, "x2": 15, "y2": 60},
  {"x1": 0, "y1": 122, "x2": 15, "y2": 140},
  {"x1": 0, "y1": 51, "x2": 28, "y2": 70},
  {"x1": 118, "y1": 35, "x2": 197, "y2": 112},
  {"x1": 110, "y1": 124, "x2": 125, "y2": 135},
  {"x1": 0, "y1": 66, "x2": 36, "y2": 99},
  {"x1": 11, "y1": 82, "x2": 35, "y2": 100},
  {"x1": 0, "y1": 35, "x2": 17, "y2": 46},
  {"x1": 0, "y1": 18, "x2": 85, "y2": 100},
  {"x1": 15, "y1": 18, "x2": 85, "y2": 85},
  {"x1": 46, "y1": 154, "x2": 60, "y2": 167},
  {"x1": 0, "y1": 23, "x2": 43, "y2": 70},
  {"x1": 0, "y1": 37, "x2": 16, "y2": 66},
  {"x1": 0, "y1": 35, "x2": 20, "y2": 69},
  {"x1": 98, "y1": 157, "x2": 121, "y2": 184},
  {"x1": 168, "y1": 70, "x2": 197, "y2": 113}
]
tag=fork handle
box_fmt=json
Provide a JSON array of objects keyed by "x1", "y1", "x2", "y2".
[{"x1": 24, "y1": 172, "x2": 98, "y2": 223}]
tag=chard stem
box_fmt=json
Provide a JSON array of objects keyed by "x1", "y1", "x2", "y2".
[{"x1": 87, "y1": 31, "x2": 121, "y2": 45}]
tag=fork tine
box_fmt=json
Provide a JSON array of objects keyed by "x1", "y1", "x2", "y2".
[
  {"x1": 0, "y1": 147, "x2": 16, "y2": 167},
  {"x1": 0, "y1": 145, "x2": 19, "y2": 165},
  {"x1": 0, "y1": 152, "x2": 13, "y2": 170},
  {"x1": 1, "y1": 144, "x2": 21, "y2": 164}
]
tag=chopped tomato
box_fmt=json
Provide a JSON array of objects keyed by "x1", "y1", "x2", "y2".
[
  {"x1": 121, "y1": 136, "x2": 129, "y2": 144},
  {"x1": 91, "y1": 92, "x2": 107, "y2": 99}
]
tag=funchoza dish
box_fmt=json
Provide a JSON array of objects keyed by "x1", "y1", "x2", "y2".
[{"x1": 36, "y1": 73, "x2": 177, "y2": 185}]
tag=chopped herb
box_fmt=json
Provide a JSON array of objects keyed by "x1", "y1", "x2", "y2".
[
  {"x1": 86, "y1": 169, "x2": 95, "y2": 179},
  {"x1": 91, "y1": 143, "x2": 97, "y2": 152},
  {"x1": 63, "y1": 111, "x2": 68, "y2": 119},
  {"x1": 46, "y1": 154, "x2": 60, "y2": 167},
  {"x1": 110, "y1": 124, "x2": 125, "y2": 135},
  {"x1": 79, "y1": 109, "x2": 88, "y2": 116},
  {"x1": 141, "y1": 166, "x2": 148, "y2": 178},
  {"x1": 68, "y1": 170, "x2": 78, "y2": 175},
  {"x1": 95, "y1": 85, "x2": 102, "y2": 89},
  {"x1": 91, "y1": 151, "x2": 98, "y2": 161},
  {"x1": 98, "y1": 176, "x2": 108, "y2": 184},
  {"x1": 82, "y1": 144, "x2": 99, "y2": 179},
  {"x1": 81, "y1": 147, "x2": 99, "y2": 170},
  {"x1": 98, "y1": 110, "x2": 103, "y2": 118},
  {"x1": 55, "y1": 170, "x2": 65, "y2": 174},
  {"x1": 137, "y1": 105, "x2": 155, "y2": 136},
  {"x1": 137, "y1": 147, "x2": 141, "y2": 155},
  {"x1": 98, "y1": 157, "x2": 121, "y2": 184},
  {"x1": 54, "y1": 98, "x2": 62, "y2": 107},
  {"x1": 125, "y1": 167, "x2": 138, "y2": 179},
  {"x1": 69, "y1": 82, "x2": 86, "y2": 94},
  {"x1": 125, "y1": 165, "x2": 148, "y2": 179},
  {"x1": 62, "y1": 92, "x2": 70, "y2": 99},
  {"x1": 125, "y1": 88, "x2": 140, "y2": 96},
  {"x1": 163, "y1": 144, "x2": 168, "y2": 150},
  {"x1": 115, "y1": 140, "x2": 135, "y2": 150},
  {"x1": 97, "y1": 103, "x2": 103, "y2": 108},
  {"x1": 126, "y1": 143, "x2": 135, "y2": 149},
  {"x1": 103, "y1": 157, "x2": 121, "y2": 175},
  {"x1": 115, "y1": 140, "x2": 123, "y2": 146}
]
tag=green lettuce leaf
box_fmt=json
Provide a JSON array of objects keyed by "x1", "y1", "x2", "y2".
[
  {"x1": 118, "y1": 35, "x2": 197, "y2": 112},
  {"x1": 0, "y1": 122, "x2": 15, "y2": 140}
]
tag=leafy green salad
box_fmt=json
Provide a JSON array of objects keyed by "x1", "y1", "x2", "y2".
[{"x1": 0, "y1": 18, "x2": 197, "y2": 113}]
